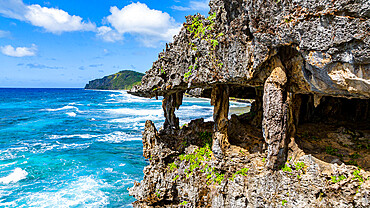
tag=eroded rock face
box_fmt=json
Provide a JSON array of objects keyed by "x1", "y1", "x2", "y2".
[
  {"x1": 130, "y1": 0, "x2": 369, "y2": 99},
  {"x1": 129, "y1": 120, "x2": 370, "y2": 207},
  {"x1": 128, "y1": 0, "x2": 369, "y2": 206},
  {"x1": 129, "y1": 0, "x2": 369, "y2": 168}
]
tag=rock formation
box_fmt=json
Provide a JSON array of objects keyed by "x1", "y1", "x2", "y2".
[{"x1": 129, "y1": 0, "x2": 369, "y2": 207}]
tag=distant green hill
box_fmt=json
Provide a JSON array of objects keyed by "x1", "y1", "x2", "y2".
[{"x1": 85, "y1": 70, "x2": 143, "y2": 90}]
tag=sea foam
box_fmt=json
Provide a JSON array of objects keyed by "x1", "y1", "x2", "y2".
[
  {"x1": 66, "y1": 112, "x2": 77, "y2": 117},
  {"x1": 45, "y1": 105, "x2": 78, "y2": 112},
  {"x1": 48, "y1": 134, "x2": 98, "y2": 140},
  {"x1": 20, "y1": 177, "x2": 109, "y2": 207},
  {"x1": 97, "y1": 131, "x2": 141, "y2": 143},
  {"x1": 0, "y1": 168, "x2": 28, "y2": 184}
]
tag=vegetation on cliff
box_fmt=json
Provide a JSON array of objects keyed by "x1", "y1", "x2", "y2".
[{"x1": 85, "y1": 70, "x2": 143, "y2": 90}]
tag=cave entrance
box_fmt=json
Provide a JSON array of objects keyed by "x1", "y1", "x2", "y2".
[
  {"x1": 185, "y1": 87, "x2": 254, "y2": 119},
  {"x1": 226, "y1": 86, "x2": 265, "y2": 154},
  {"x1": 295, "y1": 95, "x2": 370, "y2": 170},
  {"x1": 228, "y1": 86, "x2": 254, "y2": 117},
  {"x1": 183, "y1": 85, "x2": 263, "y2": 156}
]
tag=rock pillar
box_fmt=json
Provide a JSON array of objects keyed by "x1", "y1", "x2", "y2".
[
  {"x1": 263, "y1": 58, "x2": 289, "y2": 169},
  {"x1": 211, "y1": 85, "x2": 230, "y2": 158},
  {"x1": 162, "y1": 92, "x2": 183, "y2": 130}
]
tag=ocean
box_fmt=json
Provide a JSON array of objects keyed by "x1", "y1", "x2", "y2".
[{"x1": 0, "y1": 88, "x2": 248, "y2": 207}]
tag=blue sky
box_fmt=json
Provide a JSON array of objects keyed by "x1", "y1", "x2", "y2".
[{"x1": 0, "y1": 0, "x2": 209, "y2": 88}]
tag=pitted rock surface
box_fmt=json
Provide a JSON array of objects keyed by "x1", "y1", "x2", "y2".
[
  {"x1": 128, "y1": 0, "x2": 370, "y2": 207},
  {"x1": 129, "y1": 120, "x2": 370, "y2": 207},
  {"x1": 129, "y1": 0, "x2": 369, "y2": 99}
]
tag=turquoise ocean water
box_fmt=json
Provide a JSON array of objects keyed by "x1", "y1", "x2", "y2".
[{"x1": 0, "y1": 88, "x2": 247, "y2": 207}]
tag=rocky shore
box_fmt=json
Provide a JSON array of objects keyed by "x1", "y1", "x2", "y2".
[
  {"x1": 128, "y1": 0, "x2": 369, "y2": 207},
  {"x1": 129, "y1": 119, "x2": 369, "y2": 207}
]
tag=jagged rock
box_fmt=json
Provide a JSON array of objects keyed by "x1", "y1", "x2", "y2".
[
  {"x1": 129, "y1": 120, "x2": 370, "y2": 207},
  {"x1": 128, "y1": 0, "x2": 369, "y2": 207},
  {"x1": 128, "y1": 0, "x2": 369, "y2": 168},
  {"x1": 162, "y1": 92, "x2": 184, "y2": 130},
  {"x1": 130, "y1": 0, "x2": 369, "y2": 99}
]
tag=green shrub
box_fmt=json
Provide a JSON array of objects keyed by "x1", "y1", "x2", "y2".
[
  {"x1": 185, "y1": 13, "x2": 224, "y2": 80},
  {"x1": 325, "y1": 146, "x2": 338, "y2": 155},
  {"x1": 231, "y1": 168, "x2": 249, "y2": 181},
  {"x1": 295, "y1": 162, "x2": 305, "y2": 170},
  {"x1": 281, "y1": 164, "x2": 292, "y2": 172},
  {"x1": 168, "y1": 162, "x2": 178, "y2": 171},
  {"x1": 352, "y1": 169, "x2": 364, "y2": 183},
  {"x1": 282, "y1": 199, "x2": 287, "y2": 206},
  {"x1": 331, "y1": 175, "x2": 346, "y2": 183},
  {"x1": 179, "y1": 201, "x2": 189, "y2": 205}
]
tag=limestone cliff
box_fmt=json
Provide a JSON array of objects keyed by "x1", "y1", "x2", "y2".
[{"x1": 128, "y1": 0, "x2": 369, "y2": 207}]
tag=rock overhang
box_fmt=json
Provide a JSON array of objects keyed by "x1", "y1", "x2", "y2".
[{"x1": 128, "y1": 0, "x2": 369, "y2": 100}]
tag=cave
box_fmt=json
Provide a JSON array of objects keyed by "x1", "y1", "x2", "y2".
[
  {"x1": 295, "y1": 95, "x2": 370, "y2": 171},
  {"x1": 159, "y1": 79, "x2": 369, "y2": 171},
  {"x1": 226, "y1": 91, "x2": 370, "y2": 171}
]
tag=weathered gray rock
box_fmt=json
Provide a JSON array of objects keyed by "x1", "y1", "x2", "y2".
[
  {"x1": 128, "y1": 0, "x2": 370, "y2": 207},
  {"x1": 129, "y1": 120, "x2": 370, "y2": 207},
  {"x1": 262, "y1": 57, "x2": 289, "y2": 169},
  {"x1": 211, "y1": 84, "x2": 230, "y2": 158},
  {"x1": 130, "y1": 0, "x2": 369, "y2": 99}
]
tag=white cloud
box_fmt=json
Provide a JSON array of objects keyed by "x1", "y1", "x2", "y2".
[
  {"x1": 0, "y1": 0, "x2": 27, "y2": 20},
  {"x1": 99, "y1": 2, "x2": 181, "y2": 46},
  {"x1": 0, "y1": 30, "x2": 11, "y2": 38},
  {"x1": 0, "y1": 0, "x2": 95, "y2": 34},
  {"x1": 25, "y1": 4, "x2": 95, "y2": 33},
  {"x1": 97, "y1": 26, "x2": 123, "y2": 42},
  {"x1": 172, "y1": 0, "x2": 209, "y2": 11},
  {"x1": 1, "y1": 44, "x2": 37, "y2": 57},
  {"x1": 1, "y1": 1, "x2": 182, "y2": 46}
]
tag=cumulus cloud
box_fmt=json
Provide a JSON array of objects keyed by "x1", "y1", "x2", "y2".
[
  {"x1": 98, "y1": 2, "x2": 181, "y2": 46},
  {"x1": 25, "y1": 4, "x2": 95, "y2": 33},
  {"x1": 97, "y1": 26, "x2": 123, "y2": 42},
  {"x1": 0, "y1": 0, "x2": 95, "y2": 34},
  {"x1": 171, "y1": 0, "x2": 209, "y2": 11},
  {"x1": 1, "y1": 1, "x2": 182, "y2": 46},
  {"x1": 1, "y1": 44, "x2": 37, "y2": 57}
]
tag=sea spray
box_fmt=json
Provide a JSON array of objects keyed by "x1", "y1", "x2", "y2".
[{"x1": 0, "y1": 168, "x2": 28, "y2": 184}]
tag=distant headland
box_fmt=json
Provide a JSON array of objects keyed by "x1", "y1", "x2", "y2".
[{"x1": 84, "y1": 70, "x2": 143, "y2": 90}]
